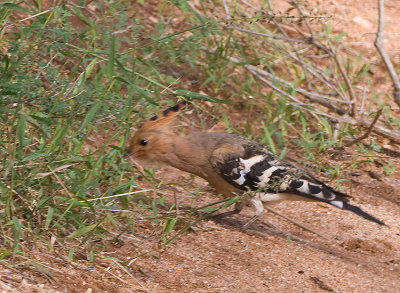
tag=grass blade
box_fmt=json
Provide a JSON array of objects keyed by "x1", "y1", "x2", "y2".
[{"x1": 66, "y1": 224, "x2": 97, "y2": 240}]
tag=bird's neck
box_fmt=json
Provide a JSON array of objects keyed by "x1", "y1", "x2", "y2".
[{"x1": 160, "y1": 132, "x2": 215, "y2": 179}]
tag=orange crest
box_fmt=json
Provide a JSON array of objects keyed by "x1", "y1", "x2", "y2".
[{"x1": 139, "y1": 101, "x2": 187, "y2": 132}]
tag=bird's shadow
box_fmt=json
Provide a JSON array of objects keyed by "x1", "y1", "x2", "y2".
[
  {"x1": 162, "y1": 202, "x2": 385, "y2": 272},
  {"x1": 195, "y1": 210, "x2": 378, "y2": 270}
]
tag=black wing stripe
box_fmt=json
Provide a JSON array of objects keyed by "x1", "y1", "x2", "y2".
[
  {"x1": 216, "y1": 152, "x2": 349, "y2": 203},
  {"x1": 213, "y1": 143, "x2": 385, "y2": 225}
]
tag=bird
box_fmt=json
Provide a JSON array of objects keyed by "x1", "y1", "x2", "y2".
[{"x1": 127, "y1": 101, "x2": 385, "y2": 228}]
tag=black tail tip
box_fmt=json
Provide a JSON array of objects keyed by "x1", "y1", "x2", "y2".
[{"x1": 342, "y1": 202, "x2": 386, "y2": 226}]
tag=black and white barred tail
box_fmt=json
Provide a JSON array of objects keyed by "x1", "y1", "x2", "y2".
[
  {"x1": 289, "y1": 178, "x2": 385, "y2": 225},
  {"x1": 215, "y1": 148, "x2": 385, "y2": 226}
]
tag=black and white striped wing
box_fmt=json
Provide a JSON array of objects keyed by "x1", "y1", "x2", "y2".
[
  {"x1": 211, "y1": 144, "x2": 385, "y2": 225},
  {"x1": 212, "y1": 146, "x2": 339, "y2": 201}
]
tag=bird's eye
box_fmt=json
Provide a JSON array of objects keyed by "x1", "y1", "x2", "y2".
[{"x1": 139, "y1": 139, "x2": 148, "y2": 146}]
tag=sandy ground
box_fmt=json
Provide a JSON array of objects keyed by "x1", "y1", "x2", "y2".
[
  {"x1": 2, "y1": 0, "x2": 400, "y2": 292},
  {"x1": 4, "y1": 167, "x2": 399, "y2": 292},
  {"x1": 127, "y1": 169, "x2": 400, "y2": 292}
]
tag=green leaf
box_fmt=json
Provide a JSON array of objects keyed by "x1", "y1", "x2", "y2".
[
  {"x1": 35, "y1": 196, "x2": 51, "y2": 209},
  {"x1": 279, "y1": 146, "x2": 287, "y2": 160},
  {"x1": 16, "y1": 114, "x2": 27, "y2": 149},
  {"x1": 263, "y1": 124, "x2": 277, "y2": 155},
  {"x1": 69, "y1": 6, "x2": 94, "y2": 27},
  {"x1": 222, "y1": 113, "x2": 232, "y2": 133},
  {"x1": 88, "y1": 250, "x2": 95, "y2": 263},
  {"x1": 48, "y1": 123, "x2": 69, "y2": 150},
  {"x1": 78, "y1": 102, "x2": 101, "y2": 133},
  {"x1": 68, "y1": 248, "x2": 75, "y2": 262},
  {"x1": 108, "y1": 145, "x2": 124, "y2": 151},
  {"x1": 318, "y1": 116, "x2": 333, "y2": 137},
  {"x1": 66, "y1": 224, "x2": 97, "y2": 240},
  {"x1": 28, "y1": 260, "x2": 54, "y2": 279},
  {"x1": 199, "y1": 206, "x2": 219, "y2": 213},
  {"x1": 113, "y1": 76, "x2": 129, "y2": 84},
  {"x1": 73, "y1": 58, "x2": 98, "y2": 94},
  {"x1": 45, "y1": 207, "x2": 54, "y2": 229},
  {"x1": 221, "y1": 196, "x2": 239, "y2": 209},
  {"x1": 356, "y1": 63, "x2": 371, "y2": 78},
  {"x1": 21, "y1": 152, "x2": 47, "y2": 162},
  {"x1": 12, "y1": 216, "x2": 23, "y2": 240},
  {"x1": 107, "y1": 35, "x2": 115, "y2": 77},
  {"x1": 132, "y1": 85, "x2": 158, "y2": 105},
  {"x1": 172, "y1": 90, "x2": 232, "y2": 104},
  {"x1": 162, "y1": 217, "x2": 178, "y2": 237},
  {"x1": 0, "y1": 3, "x2": 30, "y2": 13}
]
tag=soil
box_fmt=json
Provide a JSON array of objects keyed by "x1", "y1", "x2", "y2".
[{"x1": 2, "y1": 1, "x2": 400, "y2": 292}]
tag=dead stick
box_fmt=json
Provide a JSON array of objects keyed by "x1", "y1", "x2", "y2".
[
  {"x1": 329, "y1": 42, "x2": 356, "y2": 117},
  {"x1": 374, "y1": 0, "x2": 400, "y2": 107},
  {"x1": 337, "y1": 109, "x2": 383, "y2": 150},
  {"x1": 202, "y1": 49, "x2": 400, "y2": 144},
  {"x1": 264, "y1": 206, "x2": 328, "y2": 239}
]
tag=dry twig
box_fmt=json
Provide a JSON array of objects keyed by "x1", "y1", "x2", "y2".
[
  {"x1": 198, "y1": 0, "x2": 400, "y2": 145},
  {"x1": 245, "y1": 64, "x2": 349, "y2": 115},
  {"x1": 223, "y1": 51, "x2": 400, "y2": 144},
  {"x1": 374, "y1": 0, "x2": 400, "y2": 107},
  {"x1": 264, "y1": 206, "x2": 328, "y2": 239},
  {"x1": 336, "y1": 109, "x2": 383, "y2": 150},
  {"x1": 328, "y1": 42, "x2": 356, "y2": 117}
]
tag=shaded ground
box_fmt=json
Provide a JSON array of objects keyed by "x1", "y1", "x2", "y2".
[
  {"x1": 2, "y1": 1, "x2": 400, "y2": 292},
  {"x1": 2, "y1": 168, "x2": 399, "y2": 292},
  {"x1": 107, "y1": 165, "x2": 400, "y2": 293}
]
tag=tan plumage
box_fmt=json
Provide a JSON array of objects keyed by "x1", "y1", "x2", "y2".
[{"x1": 127, "y1": 102, "x2": 385, "y2": 227}]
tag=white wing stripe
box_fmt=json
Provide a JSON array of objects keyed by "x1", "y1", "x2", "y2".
[
  {"x1": 239, "y1": 155, "x2": 265, "y2": 173},
  {"x1": 296, "y1": 182, "x2": 309, "y2": 194},
  {"x1": 233, "y1": 169, "x2": 246, "y2": 185},
  {"x1": 257, "y1": 166, "x2": 281, "y2": 187}
]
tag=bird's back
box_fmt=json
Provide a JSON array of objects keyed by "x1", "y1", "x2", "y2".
[{"x1": 128, "y1": 103, "x2": 385, "y2": 226}]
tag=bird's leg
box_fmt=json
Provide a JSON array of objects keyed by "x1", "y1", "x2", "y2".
[
  {"x1": 243, "y1": 194, "x2": 326, "y2": 238},
  {"x1": 242, "y1": 196, "x2": 267, "y2": 229},
  {"x1": 241, "y1": 214, "x2": 260, "y2": 229},
  {"x1": 242, "y1": 195, "x2": 282, "y2": 230}
]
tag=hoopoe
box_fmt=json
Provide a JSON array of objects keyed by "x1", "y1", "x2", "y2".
[{"x1": 127, "y1": 102, "x2": 385, "y2": 227}]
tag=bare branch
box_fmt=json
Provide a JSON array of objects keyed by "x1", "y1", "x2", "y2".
[
  {"x1": 264, "y1": 206, "x2": 328, "y2": 239},
  {"x1": 244, "y1": 63, "x2": 350, "y2": 115},
  {"x1": 359, "y1": 85, "x2": 367, "y2": 116},
  {"x1": 224, "y1": 13, "x2": 355, "y2": 115},
  {"x1": 359, "y1": 118, "x2": 400, "y2": 144},
  {"x1": 271, "y1": 17, "x2": 312, "y2": 90},
  {"x1": 222, "y1": 0, "x2": 230, "y2": 21},
  {"x1": 239, "y1": 0, "x2": 260, "y2": 11},
  {"x1": 329, "y1": 42, "x2": 357, "y2": 117},
  {"x1": 279, "y1": 49, "x2": 349, "y2": 102},
  {"x1": 337, "y1": 109, "x2": 383, "y2": 150},
  {"x1": 224, "y1": 25, "x2": 309, "y2": 44},
  {"x1": 374, "y1": 0, "x2": 400, "y2": 107},
  {"x1": 203, "y1": 44, "x2": 350, "y2": 114},
  {"x1": 287, "y1": 0, "x2": 314, "y2": 39},
  {"x1": 197, "y1": 0, "x2": 400, "y2": 145}
]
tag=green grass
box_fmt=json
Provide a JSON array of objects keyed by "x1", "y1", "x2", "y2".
[{"x1": 0, "y1": 0, "x2": 396, "y2": 269}]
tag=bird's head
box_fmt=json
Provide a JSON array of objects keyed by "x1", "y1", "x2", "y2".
[{"x1": 127, "y1": 102, "x2": 186, "y2": 162}]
